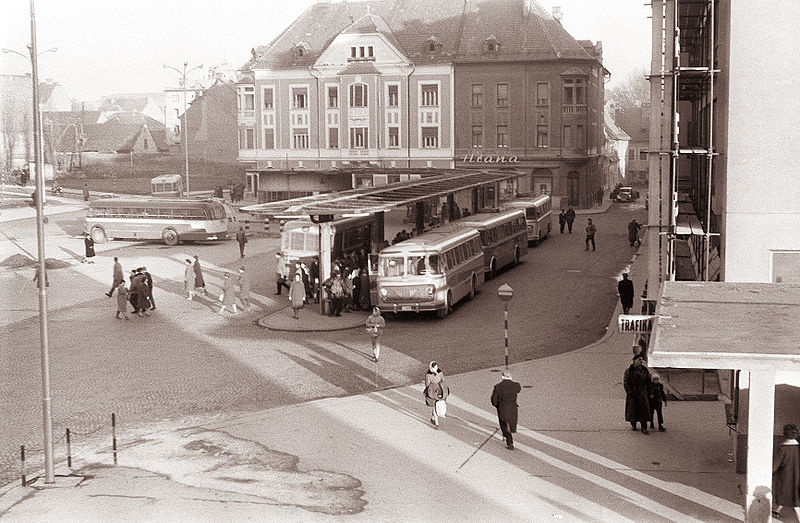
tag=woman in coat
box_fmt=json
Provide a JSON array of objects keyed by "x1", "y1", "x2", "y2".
[
  {"x1": 289, "y1": 273, "x2": 306, "y2": 319},
  {"x1": 83, "y1": 233, "x2": 95, "y2": 263},
  {"x1": 193, "y1": 255, "x2": 208, "y2": 295},
  {"x1": 219, "y1": 272, "x2": 238, "y2": 315},
  {"x1": 624, "y1": 354, "x2": 651, "y2": 433},
  {"x1": 237, "y1": 267, "x2": 251, "y2": 310},
  {"x1": 424, "y1": 361, "x2": 449, "y2": 426},
  {"x1": 183, "y1": 259, "x2": 196, "y2": 300},
  {"x1": 115, "y1": 281, "x2": 129, "y2": 320},
  {"x1": 773, "y1": 424, "x2": 800, "y2": 518}
]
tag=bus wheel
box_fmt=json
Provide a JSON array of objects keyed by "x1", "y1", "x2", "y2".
[
  {"x1": 90, "y1": 226, "x2": 107, "y2": 244},
  {"x1": 436, "y1": 292, "x2": 452, "y2": 318},
  {"x1": 468, "y1": 275, "x2": 476, "y2": 300},
  {"x1": 489, "y1": 259, "x2": 497, "y2": 280},
  {"x1": 513, "y1": 247, "x2": 520, "y2": 267},
  {"x1": 162, "y1": 228, "x2": 179, "y2": 246}
]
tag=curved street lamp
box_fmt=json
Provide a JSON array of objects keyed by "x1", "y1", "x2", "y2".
[{"x1": 163, "y1": 62, "x2": 203, "y2": 196}]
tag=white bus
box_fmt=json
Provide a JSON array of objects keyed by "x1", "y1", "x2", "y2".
[
  {"x1": 85, "y1": 198, "x2": 236, "y2": 246},
  {"x1": 458, "y1": 209, "x2": 528, "y2": 279},
  {"x1": 376, "y1": 226, "x2": 484, "y2": 318},
  {"x1": 280, "y1": 214, "x2": 377, "y2": 268},
  {"x1": 504, "y1": 194, "x2": 553, "y2": 246}
]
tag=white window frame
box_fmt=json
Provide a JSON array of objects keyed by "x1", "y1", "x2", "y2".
[
  {"x1": 350, "y1": 126, "x2": 368, "y2": 149},
  {"x1": 349, "y1": 83, "x2": 368, "y2": 108},
  {"x1": 420, "y1": 82, "x2": 439, "y2": 107},
  {"x1": 261, "y1": 86, "x2": 274, "y2": 110},
  {"x1": 327, "y1": 85, "x2": 339, "y2": 109}
]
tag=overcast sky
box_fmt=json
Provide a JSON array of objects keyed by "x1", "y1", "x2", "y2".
[{"x1": 1, "y1": 0, "x2": 650, "y2": 101}]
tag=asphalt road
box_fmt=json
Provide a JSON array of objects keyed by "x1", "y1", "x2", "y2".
[{"x1": 0, "y1": 199, "x2": 645, "y2": 485}]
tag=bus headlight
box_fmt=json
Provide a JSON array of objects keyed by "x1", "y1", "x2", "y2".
[
  {"x1": 427, "y1": 286, "x2": 434, "y2": 297},
  {"x1": 380, "y1": 288, "x2": 387, "y2": 297}
]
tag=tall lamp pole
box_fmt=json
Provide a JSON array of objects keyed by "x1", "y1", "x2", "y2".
[
  {"x1": 497, "y1": 284, "x2": 514, "y2": 369},
  {"x1": 163, "y1": 62, "x2": 202, "y2": 196}
]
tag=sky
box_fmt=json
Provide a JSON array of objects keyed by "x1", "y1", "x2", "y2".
[{"x1": 1, "y1": 0, "x2": 651, "y2": 102}]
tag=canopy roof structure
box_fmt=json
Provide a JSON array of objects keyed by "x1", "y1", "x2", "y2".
[{"x1": 241, "y1": 169, "x2": 524, "y2": 217}]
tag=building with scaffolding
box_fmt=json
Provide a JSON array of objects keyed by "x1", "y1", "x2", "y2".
[{"x1": 647, "y1": 0, "x2": 800, "y2": 517}]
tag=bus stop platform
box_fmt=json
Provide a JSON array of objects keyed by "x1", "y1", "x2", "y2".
[{"x1": 258, "y1": 305, "x2": 369, "y2": 332}]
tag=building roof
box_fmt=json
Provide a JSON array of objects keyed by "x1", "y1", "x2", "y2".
[
  {"x1": 246, "y1": 0, "x2": 599, "y2": 70},
  {"x1": 604, "y1": 113, "x2": 630, "y2": 141},
  {"x1": 613, "y1": 105, "x2": 650, "y2": 142},
  {"x1": 50, "y1": 112, "x2": 168, "y2": 153},
  {"x1": 649, "y1": 282, "x2": 800, "y2": 371},
  {"x1": 241, "y1": 169, "x2": 523, "y2": 216}
]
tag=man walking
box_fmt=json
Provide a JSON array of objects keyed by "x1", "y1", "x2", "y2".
[
  {"x1": 365, "y1": 307, "x2": 385, "y2": 362},
  {"x1": 491, "y1": 370, "x2": 522, "y2": 450},
  {"x1": 618, "y1": 273, "x2": 634, "y2": 314},
  {"x1": 236, "y1": 226, "x2": 248, "y2": 258},
  {"x1": 237, "y1": 266, "x2": 252, "y2": 310},
  {"x1": 628, "y1": 219, "x2": 642, "y2": 247},
  {"x1": 585, "y1": 218, "x2": 597, "y2": 251},
  {"x1": 106, "y1": 257, "x2": 124, "y2": 296},
  {"x1": 275, "y1": 252, "x2": 289, "y2": 295},
  {"x1": 565, "y1": 207, "x2": 576, "y2": 233},
  {"x1": 193, "y1": 255, "x2": 209, "y2": 296},
  {"x1": 558, "y1": 209, "x2": 567, "y2": 234}
]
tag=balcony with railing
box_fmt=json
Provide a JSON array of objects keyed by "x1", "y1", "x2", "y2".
[{"x1": 562, "y1": 104, "x2": 587, "y2": 114}]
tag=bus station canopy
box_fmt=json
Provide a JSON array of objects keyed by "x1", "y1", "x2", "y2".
[
  {"x1": 240, "y1": 169, "x2": 524, "y2": 217},
  {"x1": 649, "y1": 281, "x2": 800, "y2": 371}
]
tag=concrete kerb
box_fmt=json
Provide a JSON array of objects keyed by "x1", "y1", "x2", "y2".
[{"x1": 257, "y1": 307, "x2": 368, "y2": 332}]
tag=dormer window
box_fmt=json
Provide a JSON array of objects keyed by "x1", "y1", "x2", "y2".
[
  {"x1": 293, "y1": 42, "x2": 310, "y2": 60},
  {"x1": 484, "y1": 35, "x2": 500, "y2": 54},
  {"x1": 426, "y1": 36, "x2": 443, "y2": 55},
  {"x1": 347, "y1": 43, "x2": 375, "y2": 62}
]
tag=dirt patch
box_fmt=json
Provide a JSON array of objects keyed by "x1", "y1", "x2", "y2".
[{"x1": 0, "y1": 255, "x2": 71, "y2": 269}]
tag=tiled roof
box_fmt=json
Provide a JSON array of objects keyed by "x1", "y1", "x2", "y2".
[
  {"x1": 604, "y1": 112, "x2": 630, "y2": 141},
  {"x1": 248, "y1": 0, "x2": 598, "y2": 71},
  {"x1": 51, "y1": 114, "x2": 168, "y2": 153}
]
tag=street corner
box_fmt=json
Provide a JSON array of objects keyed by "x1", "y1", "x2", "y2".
[{"x1": 67, "y1": 427, "x2": 368, "y2": 517}]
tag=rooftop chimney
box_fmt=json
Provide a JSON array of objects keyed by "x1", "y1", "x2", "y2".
[{"x1": 552, "y1": 6, "x2": 563, "y2": 23}]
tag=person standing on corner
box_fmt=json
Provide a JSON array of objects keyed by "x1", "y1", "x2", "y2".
[
  {"x1": 491, "y1": 370, "x2": 522, "y2": 450},
  {"x1": 565, "y1": 207, "x2": 576, "y2": 233},
  {"x1": 82, "y1": 232, "x2": 96, "y2": 263},
  {"x1": 365, "y1": 307, "x2": 385, "y2": 362},
  {"x1": 183, "y1": 259, "x2": 196, "y2": 300},
  {"x1": 237, "y1": 266, "x2": 252, "y2": 310},
  {"x1": 648, "y1": 375, "x2": 667, "y2": 432},
  {"x1": 618, "y1": 273, "x2": 635, "y2": 314},
  {"x1": 106, "y1": 257, "x2": 124, "y2": 296},
  {"x1": 288, "y1": 273, "x2": 306, "y2": 319},
  {"x1": 236, "y1": 226, "x2": 248, "y2": 258},
  {"x1": 424, "y1": 362, "x2": 449, "y2": 427},
  {"x1": 624, "y1": 354, "x2": 651, "y2": 434},
  {"x1": 193, "y1": 255, "x2": 209, "y2": 296},
  {"x1": 219, "y1": 272, "x2": 238, "y2": 315},
  {"x1": 275, "y1": 252, "x2": 289, "y2": 295},
  {"x1": 558, "y1": 209, "x2": 567, "y2": 234},
  {"x1": 585, "y1": 218, "x2": 597, "y2": 251}
]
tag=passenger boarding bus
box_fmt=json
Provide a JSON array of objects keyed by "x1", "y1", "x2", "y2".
[
  {"x1": 458, "y1": 209, "x2": 528, "y2": 279},
  {"x1": 85, "y1": 198, "x2": 235, "y2": 246},
  {"x1": 376, "y1": 226, "x2": 484, "y2": 318},
  {"x1": 504, "y1": 194, "x2": 553, "y2": 246},
  {"x1": 280, "y1": 214, "x2": 376, "y2": 270}
]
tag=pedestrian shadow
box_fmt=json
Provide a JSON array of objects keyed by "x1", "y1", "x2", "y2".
[{"x1": 58, "y1": 246, "x2": 84, "y2": 262}]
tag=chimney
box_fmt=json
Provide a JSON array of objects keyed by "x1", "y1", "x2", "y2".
[{"x1": 552, "y1": 6, "x2": 563, "y2": 23}]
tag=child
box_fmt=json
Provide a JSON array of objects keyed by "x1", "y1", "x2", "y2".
[{"x1": 649, "y1": 375, "x2": 667, "y2": 431}]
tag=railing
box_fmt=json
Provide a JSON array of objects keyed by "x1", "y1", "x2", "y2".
[{"x1": 562, "y1": 104, "x2": 587, "y2": 114}]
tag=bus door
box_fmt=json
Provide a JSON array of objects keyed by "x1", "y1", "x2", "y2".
[{"x1": 368, "y1": 253, "x2": 380, "y2": 308}]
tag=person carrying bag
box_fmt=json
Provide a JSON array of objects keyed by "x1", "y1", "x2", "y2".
[{"x1": 424, "y1": 361, "x2": 450, "y2": 427}]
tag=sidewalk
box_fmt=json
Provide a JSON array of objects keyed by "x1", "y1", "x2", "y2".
[{"x1": 0, "y1": 236, "x2": 745, "y2": 521}]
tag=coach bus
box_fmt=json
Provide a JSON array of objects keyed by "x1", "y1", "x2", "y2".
[
  {"x1": 150, "y1": 174, "x2": 184, "y2": 197},
  {"x1": 457, "y1": 208, "x2": 528, "y2": 279},
  {"x1": 280, "y1": 214, "x2": 377, "y2": 268},
  {"x1": 376, "y1": 226, "x2": 484, "y2": 318},
  {"x1": 504, "y1": 194, "x2": 553, "y2": 246},
  {"x1": 85, "y1": 198, "x2": 235, "y2": 246}
]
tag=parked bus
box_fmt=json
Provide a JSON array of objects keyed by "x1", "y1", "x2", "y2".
[
  {"x1": 85, "y1": 198, "x2": 236, "y2": 246},
  {"x1": 457, "y1": 208, "x2": 528, "y2": 279},
  {"x1": 504, "y1": 194, "x2": 553, "y2": 246},
  {"x1": 376, "y1": 226, "x2": 484, "y2": 318},
  {"x1": 280, "y1": 214, "x2": 377, "y2": 269},
  {"x1": 150, "y1": 174, "x2": 184, "y2": 197}
]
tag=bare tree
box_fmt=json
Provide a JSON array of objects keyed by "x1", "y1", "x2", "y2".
[
  {"x1": 607, "y1": 66, "x2": 650, "y2": 110},
  {"x1": 1, "y1": 91, "x2": 21, "y2": 176}
]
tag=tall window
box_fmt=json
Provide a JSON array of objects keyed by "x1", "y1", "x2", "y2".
[
  {"x1": 328, "y1": 127, "x2": 339, "y2": 149},
  {"x1": 536, "y1": 125, "x2": 549, "y2": 147},
  {"x1": 239, "y1": 86, "x2": 254, "y2": 111},
  {"x1": 239, "y1": 127, "x2": 255, "y2": 149},
  {"x1": 293, "y1": 129, "x2": 309, "y2": 149},
  {"x1": 471, "y1": 84, "x2": 483, "y2": 107},
  {"x1": 264, "y1": 128, "x2": 274, "y2": 149},
  {"x1": 497, "y1": 125, "x2": 508, "y2": 148},
  {"x1": 327, "y1": 86, "x2": 338, "y2": 108},
  {"x1": 349, "y1": 83, "x2": 368, "y2": 107},
  {"x1": 562, "y1": 78, "x2": 586, "y2": 105},
  {"x1": 536, "y1": 83, "x2": 549, "y2": 106},
  {"x1": 421, "y1": 84, "x2": 439, "y2": 106},
  {"x1": 562, "y1": 125, "x2": 572, "y2": 148},
  {"x1": 421, "y1": 127, "x2": 438, "y2": 148},
  {"x1": 576, "y1": 124, "x2": 585, "y2": 148},
  {"x1": 496, "y1": 83, "x2": 508, "y2": 107},
  {"x1": 368, "y1": 46, "x2": 374, "y2": 58},
  {"x1": 388, "y1": 126, "x2": 399, "y2": 147},
  {"x1": 471, "y1": 125, "x2": 483, "y2": 148},
  {"x1": 350, "y1": 127, "x2": 367, "y2": 148},
  {"x1": 292, "y1": 87, "x2": 307, "y2": 109},
  {"x1": 262, "y1": 87, "x2": 274, "y2": 110},
  {"x1": 388, "y1": 85, "x2": 399, "y2": 107},
  {"x1": 351, "y1": 47, "x2": 357, "y2": 58}
]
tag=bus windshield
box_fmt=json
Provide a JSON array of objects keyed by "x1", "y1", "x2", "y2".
[{"x1": 380, "y1": 254, "x2": 442, "y2": 277}]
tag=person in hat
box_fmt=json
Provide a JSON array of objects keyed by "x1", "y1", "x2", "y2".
[
  {"x1": 772, "y1": 424, "x2": 800, "y2": 519},
  {"x1": 82, "y1": 232, "x2": 96, "y2": 263},
  {"x1": 424, "y1": 362, "x2": 449, "y2": 427},
  {"x1": 618, "y1": 273, "x2": 635, "y2": 314},
  {"x1": 115, "y1": 280, "x2": 130, "y2": 320},
  {"x1": 183, "y1": 259, "x2": 196, "y2": 300},
  {"x1": 288, "y1": 273, "x2": 306, "y2": 319},
  {"x1": 624, "y1": 354, "x2": 651, "y2": 434},
  {"x1": 218, "y1": 272, "x2": 238, "y2": 315},
  {"x1": 106, "y1": 257, "x2": 124, "y2": 297},
  {"x1": 648, "y1": 375, "x2": 668, "y2": 432},
  {"x1": 193, "y1": 255, "x2": 209, "y2": 296},
  {"x1": 491, "y1": 370, "x2": 522, "y2": 449}
]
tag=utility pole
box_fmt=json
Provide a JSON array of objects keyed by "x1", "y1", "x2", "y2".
[
  {"x1": 29, "y1": 0, "x2": 55, "y2": 484},
  {"x1": 163, "y1": 62, "x2": 202, "y2": 196}
]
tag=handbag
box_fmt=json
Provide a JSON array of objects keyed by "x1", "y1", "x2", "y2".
[{"x1": 435, "y1": 399, "x2": 447, "y2": 418}]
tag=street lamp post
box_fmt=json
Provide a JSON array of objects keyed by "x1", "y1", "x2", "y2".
[
  {"x1": 497, "y1": 283, "x2": 514, "y2": 369},
  {"x1": 163, "y1": 62, "x2": 202, "y2": 196}
]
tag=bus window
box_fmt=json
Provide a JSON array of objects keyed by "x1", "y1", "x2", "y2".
[
  {"x1": 408, "y1": 255, "x2": 425, "y2": 276},
  {"x1": 381, "y1": 256, "x2": 404, "y2": 277},
  {"x1": 428, "y1": 254, "x2": 442, "y2": 274}
]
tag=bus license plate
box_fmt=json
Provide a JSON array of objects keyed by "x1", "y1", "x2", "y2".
[{"x1": 401, "y1": 306, "x2": 412, "y2": 311}]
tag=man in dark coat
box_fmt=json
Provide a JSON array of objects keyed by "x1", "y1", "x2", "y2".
[
  {"x1": 83, "y1": 233, "x2": 95, "y2": 263},
  {"x1": 141, "y1": 266, "x2": 155, "y2": 310},
  {"x1": 618, "y1": 273, "x2": 635, "y2": 314},
  {"x1": 624, "y1": 354, "x2": 651, "y2": 434},
  {"x1": 558, "y1": 209, "x2": 567, "y2": 234},
  {"x1": 628, "y1": 219, "x2": 642, "y2": 247},
  {"x1": 491, "y1": 370, "x2": 522, "y2": 450},
  {"x1": 193, "y1": 255, "x2": 209, "y2": 296},
  {"x1": 773, "y1": 424, "x2": 800, "y2": 518},
  {"x1": 236, "y1": 227, "x2": 248, "y2": 258},
  {"x1": 565, "y1": 207, "x2": 576, "y2": 233}
]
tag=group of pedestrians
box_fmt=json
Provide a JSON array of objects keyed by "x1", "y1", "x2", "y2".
[
  {"x1": 558, "y1": 208, "x2": 598, "y2": 251},
  {"x1": 182, "y1": 255, "x2": 253, "y2": 315},
  {"x1": 623, "y1": 354, "x2": 668, "y2": 434},
  {"x1": 107, "y1": 259, "x2": 155, "y2": 319}
]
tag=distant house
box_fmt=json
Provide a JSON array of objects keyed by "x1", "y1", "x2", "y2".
[
  {"x1": 181, "y1": 78, "x2": 238, "y2": 164},
  {"x1": 603, "y1": 111, "x2": 630, "y2": 187},
  {"x1": 99, "y1": 93, "x2": 165, "y2": 126},
  {"x1": 613, "y1": 103, "x2": 650, "y2": 182},
  {"x1": 38, "y1": 80, "x2": 73, "y2": 112},
  {"x1": 50, "y1": 112, "x2": 168, "y2": 155}
]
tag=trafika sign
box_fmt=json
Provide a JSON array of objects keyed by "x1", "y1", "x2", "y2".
[
  {"x1": 618, "y1": 314, "x2": 656, "y2": 334},
  {"x1": 462, "y1": 152, "x2": 519, "y2": 164}
]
